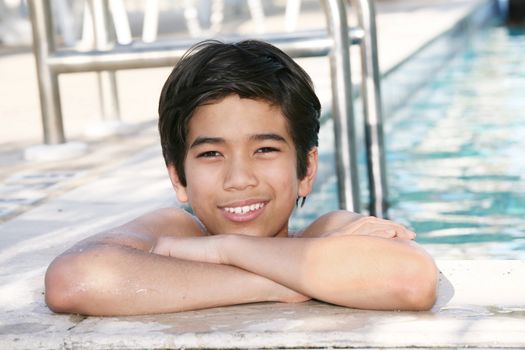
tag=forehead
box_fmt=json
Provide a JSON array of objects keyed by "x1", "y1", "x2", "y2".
[{"x1": 187, "y1": 95, "x2": 292, "y2": 141}]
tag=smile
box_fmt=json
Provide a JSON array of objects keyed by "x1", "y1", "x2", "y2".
[
  {"x1": 220, "y1": 201, "x2": 267, "y2": 223},
  {"x1": 223, "y1": 202, "x2": 265, "y2": 214}
]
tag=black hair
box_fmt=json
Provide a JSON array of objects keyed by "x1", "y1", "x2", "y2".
[{"x1": 158, "y1": 40, "x2": 320, "y2": 186}]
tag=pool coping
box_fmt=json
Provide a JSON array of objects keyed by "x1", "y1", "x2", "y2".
[{"x1": 1, "y1": 259, "x2": 525, "y2": 349}]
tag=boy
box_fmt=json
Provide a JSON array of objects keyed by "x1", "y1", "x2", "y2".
[{"x1": 45, "y1": 40, "x2": 437, "y2": 316}]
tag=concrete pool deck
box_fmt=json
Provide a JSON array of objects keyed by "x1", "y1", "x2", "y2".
[{"x1": 2, "y1": 0, "x2": 525, "y2": 348}]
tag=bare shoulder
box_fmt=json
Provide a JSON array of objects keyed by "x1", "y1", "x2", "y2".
[
  {"x1": 125, "y1": 207, "x2": 206, "y2": 237},
  {"x1": 298, "y1": 210, "x2": 364, "y2": 238},
  {"x1": 72, "y1": 207, "x2": 206, "y2": 252}
]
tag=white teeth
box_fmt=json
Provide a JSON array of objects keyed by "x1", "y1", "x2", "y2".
[{"x1": 224, "y1": 202, "x2": 265, "y2": 214}]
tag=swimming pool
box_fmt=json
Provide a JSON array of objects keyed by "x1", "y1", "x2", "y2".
[
  {"x1": 387, "y1": 23, "x2": 525, "y2": 259},
  {"x1": 292, "y1": 22, "x2": 525, "y2": 259}
]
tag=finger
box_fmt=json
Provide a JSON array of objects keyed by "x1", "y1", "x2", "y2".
[
  {"x1": 360, "y1": 222, "x2": 415, "y2": 240},
  {"x1": 354, "y1": 225, "x2": 397, "y2": 238},
  {"x1": 339, "y1": 216, "x2": 415, "y2": 240},
  {"x1": 370, "y1": 228, "x2": 397, "y2": 238},
  {"x1": 394, "y1": 229, "x2": 416, "y2": 240},
  {"x1": 370, "y1": 218, "x2": 416, "y2": 240}
]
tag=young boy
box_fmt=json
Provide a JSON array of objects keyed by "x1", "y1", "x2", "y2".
[{"x1": 45, "y1": 40, "x2": 438, "y2": 316}]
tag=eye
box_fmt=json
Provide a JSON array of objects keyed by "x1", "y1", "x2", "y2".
[
  {"x1": 197, "y1": 150, "x2": 222, "y2": 158},
  {"x1": 256, "y1": 147, "x2": 280, "y2": 154}
]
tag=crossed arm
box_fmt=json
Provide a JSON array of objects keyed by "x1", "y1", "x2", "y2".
[{"x1": 45, "y1": 208, "x2": 438, "y2": 316}]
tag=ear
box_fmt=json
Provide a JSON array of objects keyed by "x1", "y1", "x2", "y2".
[
  {"x1": 298, "y1": 147, "x2": 318, "y2": 197},
  {"x1": 167, "y1": 165, "x2": 189, "y2": 203}
]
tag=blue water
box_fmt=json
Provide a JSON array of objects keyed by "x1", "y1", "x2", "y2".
[
  {"x1": 386, "y1": 25, "x2": 525, "y2": 258},
  {"x1": 292, "y1": 24, "x2": 525, "y2": 259}
]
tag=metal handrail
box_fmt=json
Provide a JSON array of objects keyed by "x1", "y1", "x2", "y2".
[
  {"x1": 352, "y1": 0, "x2": 388, "y2": 217},
  {"x1": 322, "y1": 0, "x2": 360, "y2": 213},
  {"x1": 88, "y1": 0, "x2": 121, "y2": 124},
  {"x1": 28, "y1": 0, "x2": 63, "y2": 144},
  {"x1": 27, "y1": 0, "x2": 388, "y2": 217},
  {"x1": 45, "y1": 29, "x2": 364, "y2": 73}
]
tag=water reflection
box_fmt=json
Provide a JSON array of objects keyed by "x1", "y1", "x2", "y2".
[{"x1": 387, "y1": 25, "x2": 525, "y2": 258}]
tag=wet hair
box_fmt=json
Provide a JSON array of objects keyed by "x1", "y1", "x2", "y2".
[{"x1": 158, "y1": 40, "x2": 321, "y2": 186}]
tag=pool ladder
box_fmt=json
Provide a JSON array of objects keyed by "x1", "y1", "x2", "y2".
[{"x1": 27, "y1": 0, "x2": 388, "y2": 218}]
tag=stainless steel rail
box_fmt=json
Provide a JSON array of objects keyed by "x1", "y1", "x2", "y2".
[
  {"x1": 45, "y1": 29, "x2": 364, "y2": 73},
  {"x1": 28, "y1": 0, "x2": 64, "y2": 145},
  {"x1": 322, "y1": 0, "x2": 360, "y2": 213},
  {"x1": 352, "y1": 0, "x2": 388, "y2": 217},
  {"x1": 27, "y1": 0, "x2": 387, "y2": 217},
  {"x1": 88, "y1": 0, "x2": 121, "y2": 123}
]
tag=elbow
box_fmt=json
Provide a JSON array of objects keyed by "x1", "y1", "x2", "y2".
[
  {"x1": 45, "y1": 255, "x2": 83, "y2": 314},
  {"x1": 402, "y1": 277, "x2": 438, "y2": 311},
  {"x1": 45, "y1": 245, "x2": 121, "y2": 315},
  {"x1": 398, "y1": 252, "x2": 438, "y2": 311}
]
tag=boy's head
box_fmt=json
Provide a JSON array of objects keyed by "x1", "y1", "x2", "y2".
[{"x1": 158, "y1": 40, "x2": 321, "y2": 186}]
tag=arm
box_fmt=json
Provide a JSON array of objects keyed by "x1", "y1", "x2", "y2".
[
  {"x1": 154, "y1": 211, "x2": 437, "y2": 311},
  {"x1": 44, "y1": 208, "x2": 306, "y2": 316},
  {"x1": 220, "y1": 234, "x2": 437, "y2": 311},
  {"x1": 298, "y1": 210, "x2": 416, "y2": 240}
]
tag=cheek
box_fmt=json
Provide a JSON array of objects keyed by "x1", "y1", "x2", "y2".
[
  {"x1": 184, "y1": 165, "x2": 217, "y2": 203},
  {"x1": 260, "y1": 160, "x2": 299, "y2": 196}
]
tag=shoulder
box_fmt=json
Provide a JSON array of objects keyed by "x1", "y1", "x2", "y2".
[
  {"x1": 51, "y1": 208, "x2": 207, "y2": 271},
  {"x1": 298, "y1": 210, "x2": 364, "y2": 238},
  {"x1": 90, "y1": 207, "x2": 206, "y2": 248},
  {"x1": 130, "y1": 207, "x2": 207, "y2": 237}
]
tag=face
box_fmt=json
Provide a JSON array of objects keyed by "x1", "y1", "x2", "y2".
[{"x1": 168, "y1": 94, "x2": 317, "y2": 237}]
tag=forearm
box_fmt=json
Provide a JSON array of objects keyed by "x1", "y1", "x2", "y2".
[
  {"x1": 220, "y1": 235, "x2": 437, "y2": 310},
  {"x1": 45, "y1": 243, "x2": 299, "y2": 316}
]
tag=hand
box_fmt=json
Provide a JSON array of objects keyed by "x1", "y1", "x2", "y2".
[
  {"x1": 324, "y1": 216, "x2": 416, "y2": 240},
  {"x1": 151, "y1": 235, "x2": 224, "y2": 264}
]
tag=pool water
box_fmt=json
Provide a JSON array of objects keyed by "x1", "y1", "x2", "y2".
[
  {"x1": 292, "y1": 24, "x2": 525, "y2": 259},
  {"x1": 386, "y1": 24, "x2": 525, "y2": 259}
]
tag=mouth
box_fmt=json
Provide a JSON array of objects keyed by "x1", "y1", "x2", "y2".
[{"x1": 220, "y1": 201, "x2": 267, "y2": 223}]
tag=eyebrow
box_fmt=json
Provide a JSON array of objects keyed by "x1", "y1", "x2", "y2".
[
  {"x1": 189, "y1": 133, "x2": 288, "y2": 149},
  {"x1": 249, "y1": 133, "x2": 288, "y2": 144},
  {"x1": 189, "y1": 136, "x2": 225, "y2": 149}
]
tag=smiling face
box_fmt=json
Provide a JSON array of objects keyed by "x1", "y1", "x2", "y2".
[{"x1": 167, "y1": 94, "x2": 317, "y2": 237}]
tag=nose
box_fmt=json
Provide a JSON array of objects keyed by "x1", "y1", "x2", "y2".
[{"x1": 223, "y1": 155, "x2": 258, "y2": 191}]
